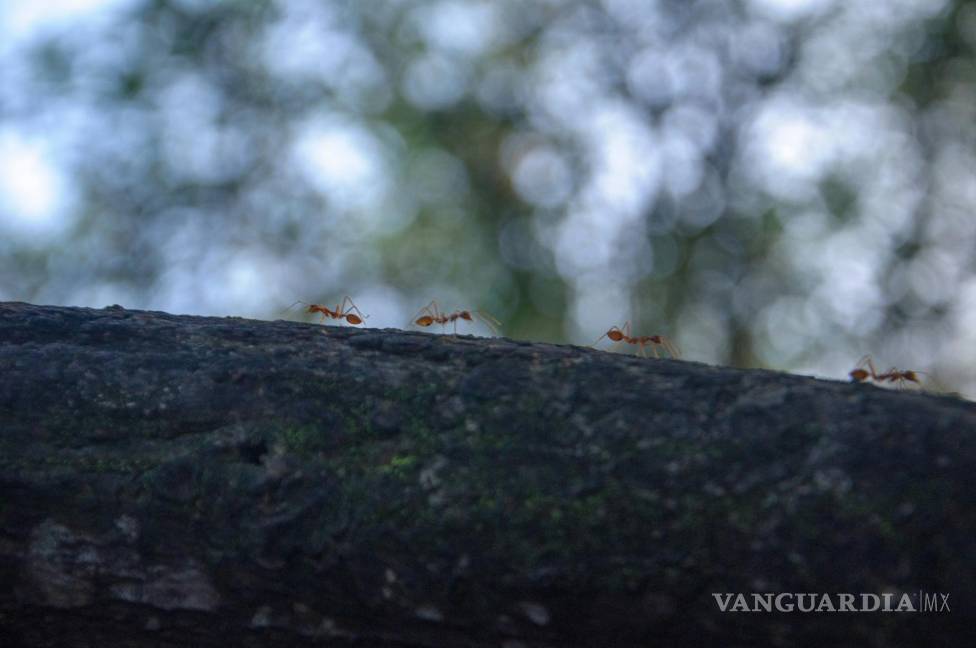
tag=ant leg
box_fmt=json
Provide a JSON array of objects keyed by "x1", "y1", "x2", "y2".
[
  {"x1": 593, "y1": 328, "x2": 617, "y2": 348},
  {"x1": 280, "y1": 300, "x2": 310, "y2": 317},
  {"x1": 855, "y1": 355, "x2": 879, "y2": 380},
  {"x1": 594, "y1": 327, "x2": 630, "y2": 352},
  {"x1": 340, "y1": 296, "x2": 368, "y2": 320},
  {"x1": 655, "y1": 339, "x2": 669, "y2": 358},
  {"x1": 645, "y1": 340, "x2": 660, "y2": 358},
  {"x1": 408, "y1": 301, "x2": 438, "y2": 328},
  {"x1": 660, "y1": 336, "x2": 680, "y2": 359},
  {"x1": 475, "y1": 310, "x2": 501, "y2": 336}
]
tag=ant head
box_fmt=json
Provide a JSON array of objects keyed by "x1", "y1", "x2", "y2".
[
  {"x1": 607, "y1": 329, "x2": 625, "y2": 342},
  {"x1": 415, "y1": 316, "x2": 434, "y2": 327},
  {"x1": 902, "y1": 370, "x2": 919, "y2": 382},
  {"x1": 459, "y1": 311, "x2": 473, "y2": 321},
  {"x1": 305, "y1": 304, "x2": 320, "y2": 313},
  {"x1": 849, "y1": 369, "x2": 869, "y2": 382},
  {"x1": 345, "y1": 314, "x2": 363, "y2": 325}
]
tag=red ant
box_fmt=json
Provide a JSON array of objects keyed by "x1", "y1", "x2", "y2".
[
  {"x1": 593, "y1": 321, "x2": 680, "y2": 358},
  {"x1": 409, "y1": 300, "x2": 500, "y2": 336},
  {"x1": 283, "y1": 296, "x2": 367, "y2": 326},
  {"x1": 849, "y1": 355, "x2": 923, "y2": 387}
]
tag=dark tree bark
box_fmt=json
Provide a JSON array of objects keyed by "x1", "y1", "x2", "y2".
[{"x1": 0, "y1": 301, "x2": 973, "y2": 647}]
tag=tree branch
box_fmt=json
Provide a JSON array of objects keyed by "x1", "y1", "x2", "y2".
[{"x1": 1, "y1": 302, "x2": 973, "y2": 646}]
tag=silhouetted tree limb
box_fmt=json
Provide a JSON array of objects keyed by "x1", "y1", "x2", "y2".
[{"x1": 0, "y1": 302, "x2": 973, "y2": 647}]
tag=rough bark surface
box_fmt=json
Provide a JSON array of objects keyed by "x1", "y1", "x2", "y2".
[{"x1": 0, "y1": 301, "x2": 973, "y2": 647}]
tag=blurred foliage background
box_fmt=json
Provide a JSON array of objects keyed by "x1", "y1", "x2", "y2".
[{"x1": 1, "y1": 0, "x2": 974, "y2": 399}]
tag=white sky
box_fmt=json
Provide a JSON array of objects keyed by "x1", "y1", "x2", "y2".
[
  {"x1": 0, "y1": 0, "x2": 133, "y2": 238},
  {"x1": 0, "y1": 0, "x2": 133, "y2": 46},
  {"x1": 0, "y1": 0, "x2": 971, "y2": 397},
  {"x1": 0, "y1": 130, "x2": 72, "y2": 236}
]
